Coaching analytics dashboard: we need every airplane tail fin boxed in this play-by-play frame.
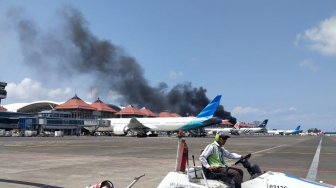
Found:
[294,125,301,131]
[196,95,222,118]
[258,119,268,128]
[234,123,240,129]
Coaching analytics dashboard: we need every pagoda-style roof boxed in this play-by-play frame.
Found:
[221,119,233,126]
[139,107,158,117]
[170,112,181,117]
[158,112,181,117]
[115,105,144,116]
[0,106,7,112]
[236,122,256,128]
[54,95,96,111]
[90,98,117,113]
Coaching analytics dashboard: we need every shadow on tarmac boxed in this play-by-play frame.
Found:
[0,178,63,188]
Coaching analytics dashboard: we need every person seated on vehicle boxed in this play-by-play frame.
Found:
[199,131,244,188]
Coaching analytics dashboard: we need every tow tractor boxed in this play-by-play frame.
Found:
[157,138,335,188]
[86,137,335,188]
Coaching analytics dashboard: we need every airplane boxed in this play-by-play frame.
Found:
[105,95,222,137]
[204,127,233,135]
[230,119,268,135]
[267,125,301,135]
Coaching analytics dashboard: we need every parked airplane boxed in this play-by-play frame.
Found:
[204,127,233,135]
[230,119,268,135]
[105,95,222,137]
[267,125,301,135]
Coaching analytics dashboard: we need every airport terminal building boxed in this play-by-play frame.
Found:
[0,94,116,136]
[0,90,183,136]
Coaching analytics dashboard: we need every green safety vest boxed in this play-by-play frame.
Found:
[207,143,227,167]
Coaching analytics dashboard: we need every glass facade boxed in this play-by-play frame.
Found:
[19,118,36,130]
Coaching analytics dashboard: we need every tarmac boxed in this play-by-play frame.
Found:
[0,135,335,188]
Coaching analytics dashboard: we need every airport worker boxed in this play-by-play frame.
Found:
[199,131,244,188]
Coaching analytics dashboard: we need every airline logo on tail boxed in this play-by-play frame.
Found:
[196,95,222,118]
[179,95,222,131]
[258,119,268,128]
[290,125,301,134]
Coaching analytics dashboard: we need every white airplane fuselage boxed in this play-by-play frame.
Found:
[108,117,195,132]
[237,127,265,134]
[268,129,300,135]
[204,127,232,135]
[268,126,301,135]
[103,95,222,136]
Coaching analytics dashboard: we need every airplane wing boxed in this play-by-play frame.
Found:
[128,118,151,135]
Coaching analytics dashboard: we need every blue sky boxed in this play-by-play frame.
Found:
[1,1,336,131]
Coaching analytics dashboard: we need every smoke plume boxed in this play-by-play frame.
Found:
[6,7,235,122]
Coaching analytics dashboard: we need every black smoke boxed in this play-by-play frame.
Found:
[6,7,235,121]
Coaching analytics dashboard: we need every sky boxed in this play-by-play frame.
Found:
[0,0,336,131]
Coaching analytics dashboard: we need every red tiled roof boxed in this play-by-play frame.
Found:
[115,105,144,115]
[55,95,96,111]
[170,113,181,117]
[139,107,157,117]
[158,112,171,117]
[158,112,181,117]
[0,106,7,112]
[90,98,117,113]
[236,122,256,128]
[220,120,233,126]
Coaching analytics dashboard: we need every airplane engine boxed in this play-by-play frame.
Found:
[113,125,129,136]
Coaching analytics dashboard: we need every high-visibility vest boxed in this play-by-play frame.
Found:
[207,143,227,167]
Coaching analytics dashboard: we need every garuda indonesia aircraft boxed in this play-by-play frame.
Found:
[268,125,301,135]
[105,95,222,137]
